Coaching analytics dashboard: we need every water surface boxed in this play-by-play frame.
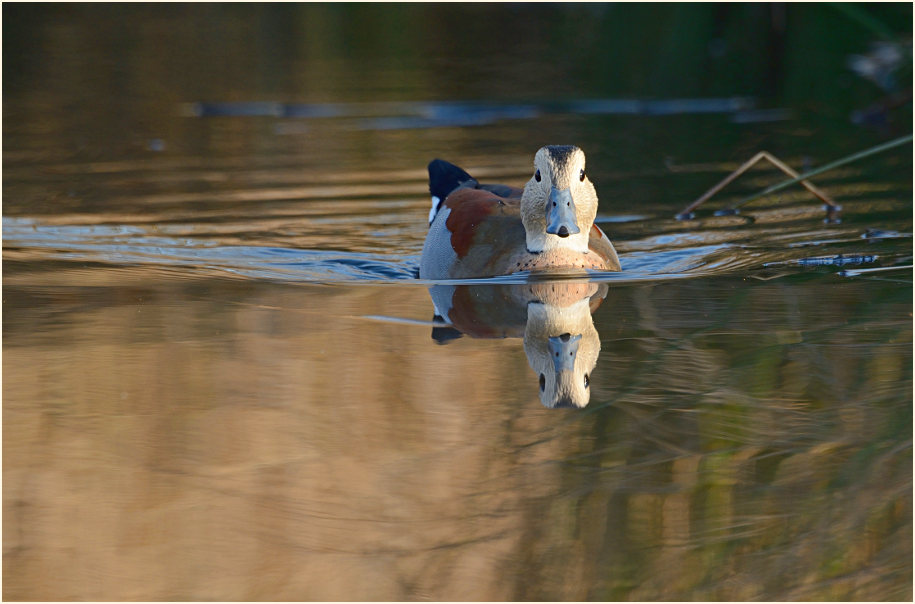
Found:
[3,4,912,601]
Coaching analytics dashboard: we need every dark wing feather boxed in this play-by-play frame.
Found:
[428,159,477,204]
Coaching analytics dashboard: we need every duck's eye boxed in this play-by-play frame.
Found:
[534,169,541,182]
[539,374,546,392]
[579,169,586,182]
[584,374,590,389]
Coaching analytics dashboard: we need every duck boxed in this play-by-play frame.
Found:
[419,145,621,279]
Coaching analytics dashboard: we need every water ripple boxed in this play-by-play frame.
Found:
[3,217,417,283]
[5,204,911,285]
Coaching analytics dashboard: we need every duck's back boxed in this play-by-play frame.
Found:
[420,186,526,279]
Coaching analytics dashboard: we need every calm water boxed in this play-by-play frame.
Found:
[3,4,913,601]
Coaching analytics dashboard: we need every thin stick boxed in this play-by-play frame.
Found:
[752,151,837,207]
[676,134,913,219]
[676,151,837,219]
[675,152,769,218]
[729,134,913,211]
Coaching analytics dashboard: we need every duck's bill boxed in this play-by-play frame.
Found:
[547,187,581,237]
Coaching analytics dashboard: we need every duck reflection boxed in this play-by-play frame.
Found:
[428,280,607,409]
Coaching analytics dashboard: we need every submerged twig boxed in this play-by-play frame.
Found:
[676,133,913,222]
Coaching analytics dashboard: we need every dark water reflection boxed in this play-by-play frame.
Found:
[3,3,913,601]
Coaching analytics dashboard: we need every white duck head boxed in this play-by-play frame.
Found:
[520,145,599,255]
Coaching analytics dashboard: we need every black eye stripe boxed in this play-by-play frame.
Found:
[535,169,541,182]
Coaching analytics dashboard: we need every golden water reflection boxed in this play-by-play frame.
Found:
[3,268,911,600]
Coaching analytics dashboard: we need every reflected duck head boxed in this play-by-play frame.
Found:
[427,280,606,408]
[521,146,599,256]
[523,295,601,409]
